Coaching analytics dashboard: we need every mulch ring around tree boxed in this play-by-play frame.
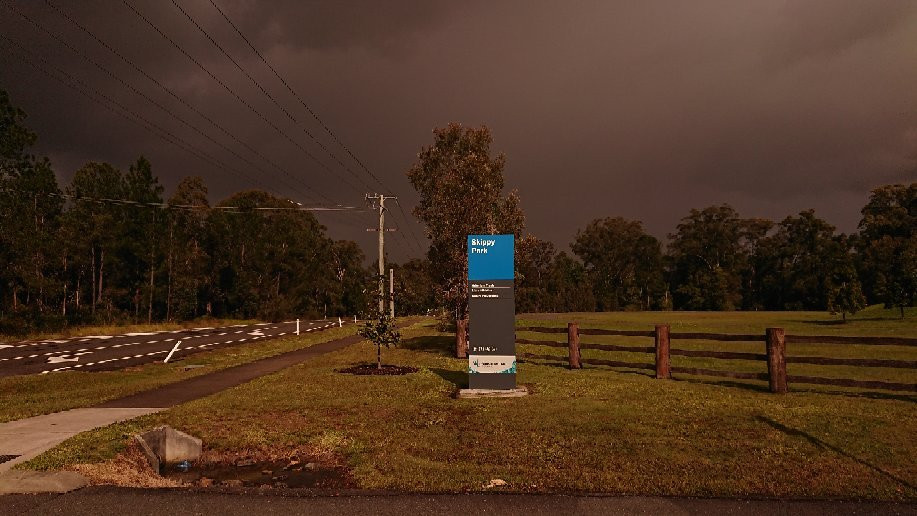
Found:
[338,364,418,376]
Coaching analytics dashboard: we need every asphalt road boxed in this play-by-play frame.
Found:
[0,319,341,378]
[2,488,914,515]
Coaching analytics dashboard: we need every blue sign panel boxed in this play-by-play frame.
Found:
[467,234,514,280]
[467,234,515,390]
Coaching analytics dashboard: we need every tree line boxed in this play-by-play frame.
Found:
[3,91,914,334]
[1,89,371,334]
[408,123,915,320]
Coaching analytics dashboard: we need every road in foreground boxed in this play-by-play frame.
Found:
[0,319,340,377]
[1,488,913,515]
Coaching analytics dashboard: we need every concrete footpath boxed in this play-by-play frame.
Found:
[1,488,914,515]
[0,332,365,492]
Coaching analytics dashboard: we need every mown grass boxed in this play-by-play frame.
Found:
[518,305,917,390]
[26,314,916,500]
[0,324,357,423]
[0,317,258,344]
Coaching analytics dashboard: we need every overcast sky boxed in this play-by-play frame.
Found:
[2,0,916,263]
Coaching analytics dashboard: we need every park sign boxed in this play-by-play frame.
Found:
[467,234,515,389]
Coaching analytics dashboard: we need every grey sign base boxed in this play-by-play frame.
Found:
[457,386,529,399]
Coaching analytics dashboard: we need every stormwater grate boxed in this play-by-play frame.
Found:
[0,454,21,465]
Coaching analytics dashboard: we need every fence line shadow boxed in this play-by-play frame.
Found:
[401,335,454,356]
[757,416,915,491]
[430,367,467,390]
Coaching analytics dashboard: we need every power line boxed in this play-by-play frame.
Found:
[170,0,375,194]
[206,0,390,193]
[205,0,430,256]
[6,0,324,205]
[393,198,426,255]
[0,187,363,212]
[119,0,367,197]
[204,0,430,255]
[0,34,284,199]
[37,0,334,204]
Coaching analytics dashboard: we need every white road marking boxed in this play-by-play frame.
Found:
[146,340,158,344]
[95,346,107,350]
[125,332,158,336]
[0,345,13,350]
[48,355,78,364]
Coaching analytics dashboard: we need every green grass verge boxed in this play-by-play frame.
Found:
[25,314,916,499]
[518,306,917,388]
[0,324,357,423]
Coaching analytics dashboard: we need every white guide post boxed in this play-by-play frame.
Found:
[164,340,182,363]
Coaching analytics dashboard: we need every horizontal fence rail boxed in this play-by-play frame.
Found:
[785,335,917,346]
[507,322,917,395]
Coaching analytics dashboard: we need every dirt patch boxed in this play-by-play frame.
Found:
[68,440,182,488]
[338,364,418,376]
[164,456,353,489]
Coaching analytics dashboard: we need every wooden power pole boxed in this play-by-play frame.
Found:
[366,193,397,315]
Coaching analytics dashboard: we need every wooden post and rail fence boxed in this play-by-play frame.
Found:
[456,319,917,394]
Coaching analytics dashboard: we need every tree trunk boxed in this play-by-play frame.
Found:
[148,248,155,324]
[98,248,104,309]
[377,343,381,370]
[901,305,905,319]
[166,223,173,321]
[91,247,96,315]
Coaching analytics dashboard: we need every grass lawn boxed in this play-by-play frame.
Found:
[0,324,357,423]
[24,311,916,500]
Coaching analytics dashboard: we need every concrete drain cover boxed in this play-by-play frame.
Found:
[0,455,21,465]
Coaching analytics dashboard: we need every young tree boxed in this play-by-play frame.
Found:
[358,302,401,369]
[407,123,525,320]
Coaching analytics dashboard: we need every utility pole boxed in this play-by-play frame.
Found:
[389,267,395,319]
[366,193,397,315]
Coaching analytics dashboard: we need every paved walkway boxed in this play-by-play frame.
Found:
[0,408,161,474]
[0,331,365,491]
[2,488,913,515]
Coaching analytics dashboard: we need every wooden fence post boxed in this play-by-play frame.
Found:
[568,322,581,369]
[765,327,787,393]
[655,324,671,379]
[456,319,467,359]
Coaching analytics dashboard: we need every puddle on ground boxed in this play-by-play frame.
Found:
[162,458,353,489]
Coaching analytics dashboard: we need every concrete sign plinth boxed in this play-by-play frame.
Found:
[457,386,529,399]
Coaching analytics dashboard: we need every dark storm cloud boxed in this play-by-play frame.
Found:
[1,0,915,262]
